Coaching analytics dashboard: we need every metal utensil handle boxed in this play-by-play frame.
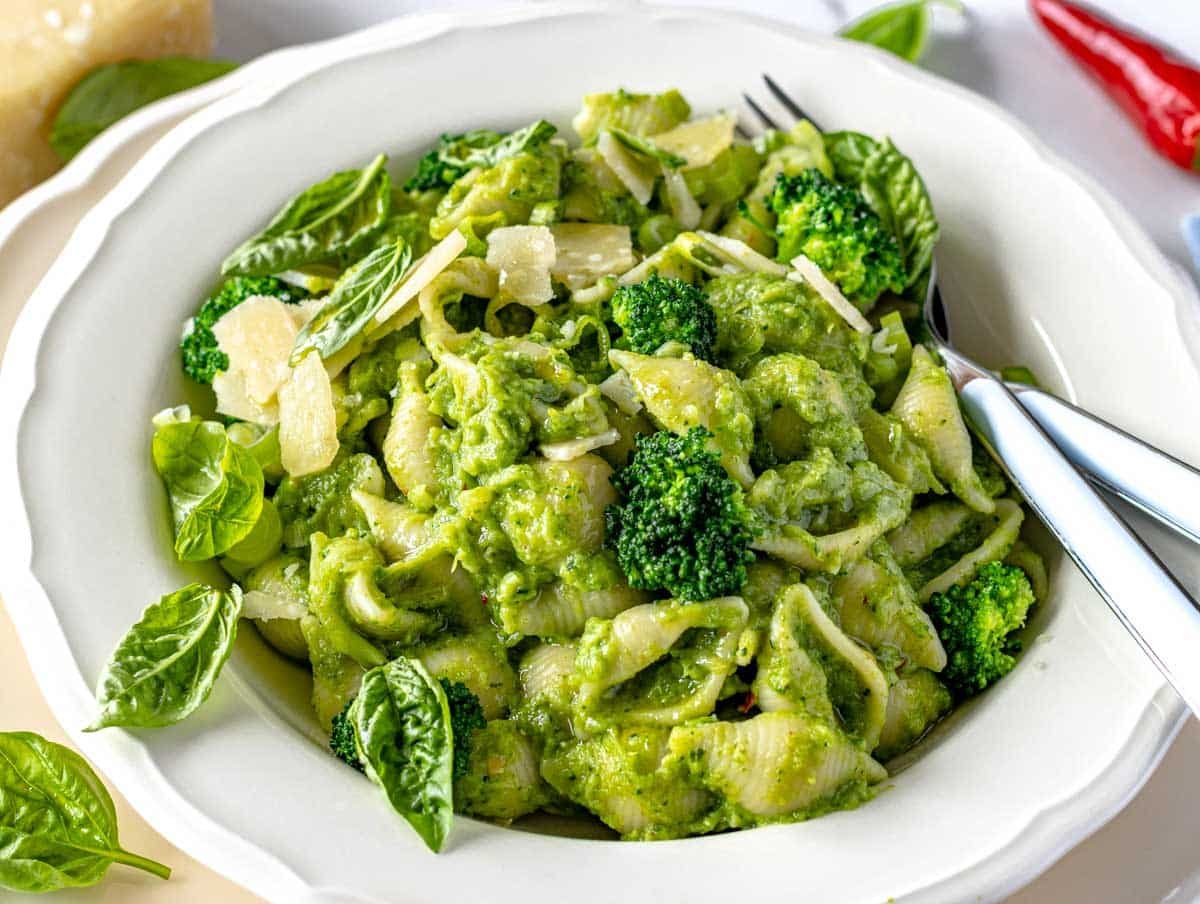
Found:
[1010,385,1200,546]
[950,357,1200,714]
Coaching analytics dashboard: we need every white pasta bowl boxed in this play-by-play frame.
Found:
[2,3,1198,902]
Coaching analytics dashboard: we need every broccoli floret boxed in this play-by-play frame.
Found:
[768,169,905,311]
[180,276,308,384]
[606,427,756,602]
[440,678,487,781]
[329,699,364,772]
[611,275,717,362]
[927,561,1036,699]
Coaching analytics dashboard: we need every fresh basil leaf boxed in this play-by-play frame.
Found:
[290,239,413,364]
[405,130,503,192]
[0,732,172,892]
[405,121,558,192]
[152,420,265,561]
[222,155,392,277]
[49,58,236,163]
[87,584,242,731]
[839,0,963,63]
[822,131,880,184]
[350,657,454,852]
[859,138,940,288]
[455,119,557,171]
[606,127,687,170]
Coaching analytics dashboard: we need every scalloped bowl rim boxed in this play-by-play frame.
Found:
[0,4,1192,903]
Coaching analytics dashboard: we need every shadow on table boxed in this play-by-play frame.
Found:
[1010,717,1200,903]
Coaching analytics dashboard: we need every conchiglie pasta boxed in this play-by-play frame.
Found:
[406,630,518,720]
[382,377,442,501]
[665,712,886,819]
[890,345,993,514]
[454,721,553,821]
[833,546,947,672]
[500,579,648,639]
[608,349,755,487]
[875,668,952,762]
[541,727,714,838]
[751,583,889,750]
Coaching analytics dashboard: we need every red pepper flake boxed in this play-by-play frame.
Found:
[738,691,756,714]
[480,593,489,606]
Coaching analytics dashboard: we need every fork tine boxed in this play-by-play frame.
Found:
[762,74,822,129]
[735,121,751,139]
[742,93,780,131]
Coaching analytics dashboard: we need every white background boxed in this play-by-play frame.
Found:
[216,1,1200,899]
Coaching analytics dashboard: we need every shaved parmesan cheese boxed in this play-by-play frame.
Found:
[213,296,299,405]
[322,334,364,380]
[550,223,636,289]
[372,230,467,326]
[367,298,422,344]
[278,352,339,477]
[651,114,736,170]
[596,130,657,205]
[213,370,279,425]
[287,298,325,330]
[788,254,873,335]
[599,370,643,416]
[242,590,307,622]
[663,170,702,229]
[694,231,788,275]
[486,225,556,305]
[540,429,621,461]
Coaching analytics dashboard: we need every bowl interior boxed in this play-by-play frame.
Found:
[12,6,1195,902]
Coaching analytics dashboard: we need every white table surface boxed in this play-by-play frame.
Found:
[8,2,1199,901]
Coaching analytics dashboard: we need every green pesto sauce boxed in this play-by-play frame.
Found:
[167,87,1047,845]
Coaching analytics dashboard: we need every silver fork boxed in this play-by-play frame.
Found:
[746,74,1200,715]
[746,74,1200,545]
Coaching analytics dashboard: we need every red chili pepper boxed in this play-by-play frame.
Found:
[738,691,756,714]
[1031,0,1200,174]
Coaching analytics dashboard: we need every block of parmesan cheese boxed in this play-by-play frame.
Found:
[0,0,213,209]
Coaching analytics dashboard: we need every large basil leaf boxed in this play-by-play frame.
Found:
[152,420,265,561]
[0,731,171,892]
[450,119,557,172]
[222,155,391,277]
[406,120,557,192]
[859,138,940,288]
[50,58,236,162]
[290,239,413,364]
[87,584,242,731]
[839,0,962,63]
[822,130,880,185]
[349,657,453,852]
